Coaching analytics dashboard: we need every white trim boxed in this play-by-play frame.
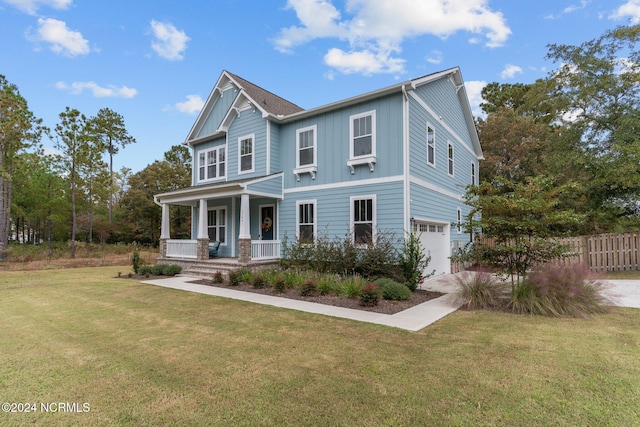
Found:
[408,91,480,160]
[231,197,236,256]
[349,110,377,161]
[296,199,317,241]
[426,123,436,168]
[350,194,377,245]
[409,176,463,201]
[402,84,411,237]
[238,133,255,174]
[207,205,228,246]
[284,175,404,194]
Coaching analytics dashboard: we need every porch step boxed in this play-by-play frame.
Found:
[157,257,279,279]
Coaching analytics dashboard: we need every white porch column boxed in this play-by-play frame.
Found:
[239,193,251,239]
[198,198,208,239]
[160,203,170,239]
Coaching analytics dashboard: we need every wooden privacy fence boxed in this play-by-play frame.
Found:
[473,232,640,272]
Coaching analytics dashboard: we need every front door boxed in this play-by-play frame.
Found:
[260,205,274,240]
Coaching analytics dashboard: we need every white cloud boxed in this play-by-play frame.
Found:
[500,64,523,79]
[2,0,71,15]
[464,80,487,118]
[31,17,89,57]
[273,0,511,76]
[150,20,190,61]
[545,0,590,19]
[175,95,205,114]
[56,81,137,98]
[426,49,442,65]
[610,0,640,23]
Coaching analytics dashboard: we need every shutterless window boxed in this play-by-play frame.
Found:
[207,208,226,244]
[448,143,454,176]
[471,162,476,185]
[352,113,373,157]
[298,127,315,167]
[240,137,253,172]
[427,125,435,166]
[457,208,462,233]
[298,202,315,242]
[199,147,226,181]
[353,198,374,244]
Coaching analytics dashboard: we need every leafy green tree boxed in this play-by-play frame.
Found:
[545,24,640,230]
[462,176,584,287]
[53,107,93,258]
[88,108,136,224]
[0,75,43,259]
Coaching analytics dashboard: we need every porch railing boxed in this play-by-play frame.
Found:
[166,239,198,259]
[252,240,281,260]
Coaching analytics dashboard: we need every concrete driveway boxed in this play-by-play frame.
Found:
[601,280,640,308]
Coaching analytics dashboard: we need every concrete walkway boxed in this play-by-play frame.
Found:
[140,275,640,332]
[141,273,464,332]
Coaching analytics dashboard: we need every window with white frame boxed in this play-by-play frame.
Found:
[471,162,476,186]
[350,111,376,159]
[207,207,227,244]
[239,135,254,173]
[448,142,454,176]
[457,208,462,233]
[297,200,316,243]
[351,196,376,245]
[198,146,226,181]
[427,124,435,167]
[297,125,316,167]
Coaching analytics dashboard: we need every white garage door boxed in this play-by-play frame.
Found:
[417,223,450,276]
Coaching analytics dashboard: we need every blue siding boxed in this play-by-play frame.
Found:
[269,121,281,173]
[281,93,404,189]
[197,87,236,138]
[226,108,268,180]
[280,180,405,247]
[246,174,283,197]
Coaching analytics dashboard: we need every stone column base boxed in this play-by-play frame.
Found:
[238,238,252,265]
[159,238,168,258]
[197,238,210,260]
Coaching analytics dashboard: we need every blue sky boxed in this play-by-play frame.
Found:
[1,0,638,174]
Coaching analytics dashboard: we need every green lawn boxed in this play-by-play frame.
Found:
[1,267,639,426]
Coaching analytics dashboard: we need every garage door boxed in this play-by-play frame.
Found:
[417,223,450,276]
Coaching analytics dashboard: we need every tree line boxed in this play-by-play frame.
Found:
[1,25,638,260]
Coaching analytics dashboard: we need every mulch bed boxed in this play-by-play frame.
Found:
[188,279,444,315]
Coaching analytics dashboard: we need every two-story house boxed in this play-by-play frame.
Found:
[154,67,482,276]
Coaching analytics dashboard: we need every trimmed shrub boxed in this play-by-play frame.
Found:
[131,249,143,274]
[454,270,505,309]
[375,278,412,301]
[359,283,381,306]
[138,265,152,276]
[252,273,266,289]
[150,264,165,275]
[300,280,318,297]
[228,270,242,286]
[161,264,182,276]
[213,271,224,283]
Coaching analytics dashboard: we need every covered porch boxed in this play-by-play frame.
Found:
[154,174,284,265]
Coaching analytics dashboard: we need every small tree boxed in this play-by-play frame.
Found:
[399,231,432,291]
[463,176,583,287]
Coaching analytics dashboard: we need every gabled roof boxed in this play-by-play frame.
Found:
[226,72,303,117]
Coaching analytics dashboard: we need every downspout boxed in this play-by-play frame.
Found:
[401,84,411,235]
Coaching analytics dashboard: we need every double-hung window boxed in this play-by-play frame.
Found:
[448,142,454,177]
[198,146,226,181]
[351,195,376,245]
[207,207,227,244]
[348,111,376,173]
[239,135,254,173]
[471,162,476,186]
[294,125,317,180]
[427,124,435,167]
[296,200,316,243]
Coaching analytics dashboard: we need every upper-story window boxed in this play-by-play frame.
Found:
[448,142,454,177]
[347,110,377,174]
[350,111,376,158]
[297,125,316,168]
[239,134,254,174]
[471,162,476,186]
[198,146,226,182]
[427,124,435,167]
